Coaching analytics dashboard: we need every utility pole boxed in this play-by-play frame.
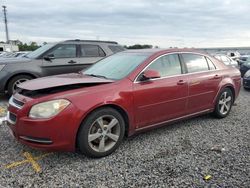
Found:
[2,5,10,44]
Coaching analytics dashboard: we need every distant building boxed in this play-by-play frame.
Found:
[9,40,22,46]
[0,42,19,52]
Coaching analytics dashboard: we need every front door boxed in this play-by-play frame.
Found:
[41,44,82,76]
[133,54,188,129]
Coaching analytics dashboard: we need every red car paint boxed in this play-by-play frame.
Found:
[18,73,115,91]
[7,49,241,152]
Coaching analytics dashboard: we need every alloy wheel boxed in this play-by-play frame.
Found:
[88,115,121,153]
[218,91,232,115]
[12,78,29,92]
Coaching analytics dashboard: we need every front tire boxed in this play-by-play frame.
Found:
[213,88,234,118]
[77,107,125,158]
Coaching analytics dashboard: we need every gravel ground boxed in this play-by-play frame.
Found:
[0,95,7,125]
[0,95,7,117]
[0,89,249,187]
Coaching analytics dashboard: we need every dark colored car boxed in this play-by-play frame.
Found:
[239,59,250,77]
[238,55,250,66]
[6,49,241,158]
[0,40,124,95]
[243,70,250,89]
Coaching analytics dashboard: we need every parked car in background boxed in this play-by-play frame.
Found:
[238,55,250,66]
[0,51,31,58]
[0,51,15,58]
[14,51,31,58]
[6,49,241,158]
[240,59,250,77]
[213,54,238,68]
[227,51,241,61]
[0,39,125,95]
[243,70,250,89]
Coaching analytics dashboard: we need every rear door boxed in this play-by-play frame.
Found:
[78,44,106,70]
[181,53,222,114]
[133,53,188,128]
[41,44,82,76]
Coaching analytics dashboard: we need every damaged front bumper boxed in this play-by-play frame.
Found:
[6,93,83,152]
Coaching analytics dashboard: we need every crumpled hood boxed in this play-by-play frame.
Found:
[18,73,114,91]
[0,57,32,64]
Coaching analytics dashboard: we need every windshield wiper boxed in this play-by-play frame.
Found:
[86,74,108,79]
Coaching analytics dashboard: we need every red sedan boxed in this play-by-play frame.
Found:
[7,49,241,158]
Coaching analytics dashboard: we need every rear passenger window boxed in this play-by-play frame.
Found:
[214,55,222,61]
[81,45,105,57]
[221,55,230,65]
[147,54,182,77]
[182,54,209,73]
[206,57,216,70]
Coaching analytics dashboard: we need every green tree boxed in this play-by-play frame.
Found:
[124,44,153,49]
[18,41,41,51]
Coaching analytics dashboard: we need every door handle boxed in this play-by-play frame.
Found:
[213,74,221,79]
[68,60,77,64]
[177,80,186,85]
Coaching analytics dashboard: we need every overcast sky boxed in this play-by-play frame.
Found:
[1,0,250,47]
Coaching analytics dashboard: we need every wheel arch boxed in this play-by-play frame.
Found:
[4,72,38,91]
[224,85,235,102]
[75,103,130,149]
[213,83,236,105]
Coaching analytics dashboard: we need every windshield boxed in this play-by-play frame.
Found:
[244,59,250,65]
[26,43,54,59]
[83,53,149,80]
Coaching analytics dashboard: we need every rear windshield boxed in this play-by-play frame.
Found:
[244,60,250,65]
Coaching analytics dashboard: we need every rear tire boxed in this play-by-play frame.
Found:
[213,88,234,118]
[77,107,125,158]
[7,75,33,96]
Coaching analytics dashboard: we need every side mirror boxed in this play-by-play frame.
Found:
[140,69,161,81]
[44,54,55,61]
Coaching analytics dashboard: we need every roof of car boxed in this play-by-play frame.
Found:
[63,39,118,44]
[121,48,208,55]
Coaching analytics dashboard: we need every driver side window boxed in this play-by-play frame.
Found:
[146,54,182,77]
[48,44,76,59]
